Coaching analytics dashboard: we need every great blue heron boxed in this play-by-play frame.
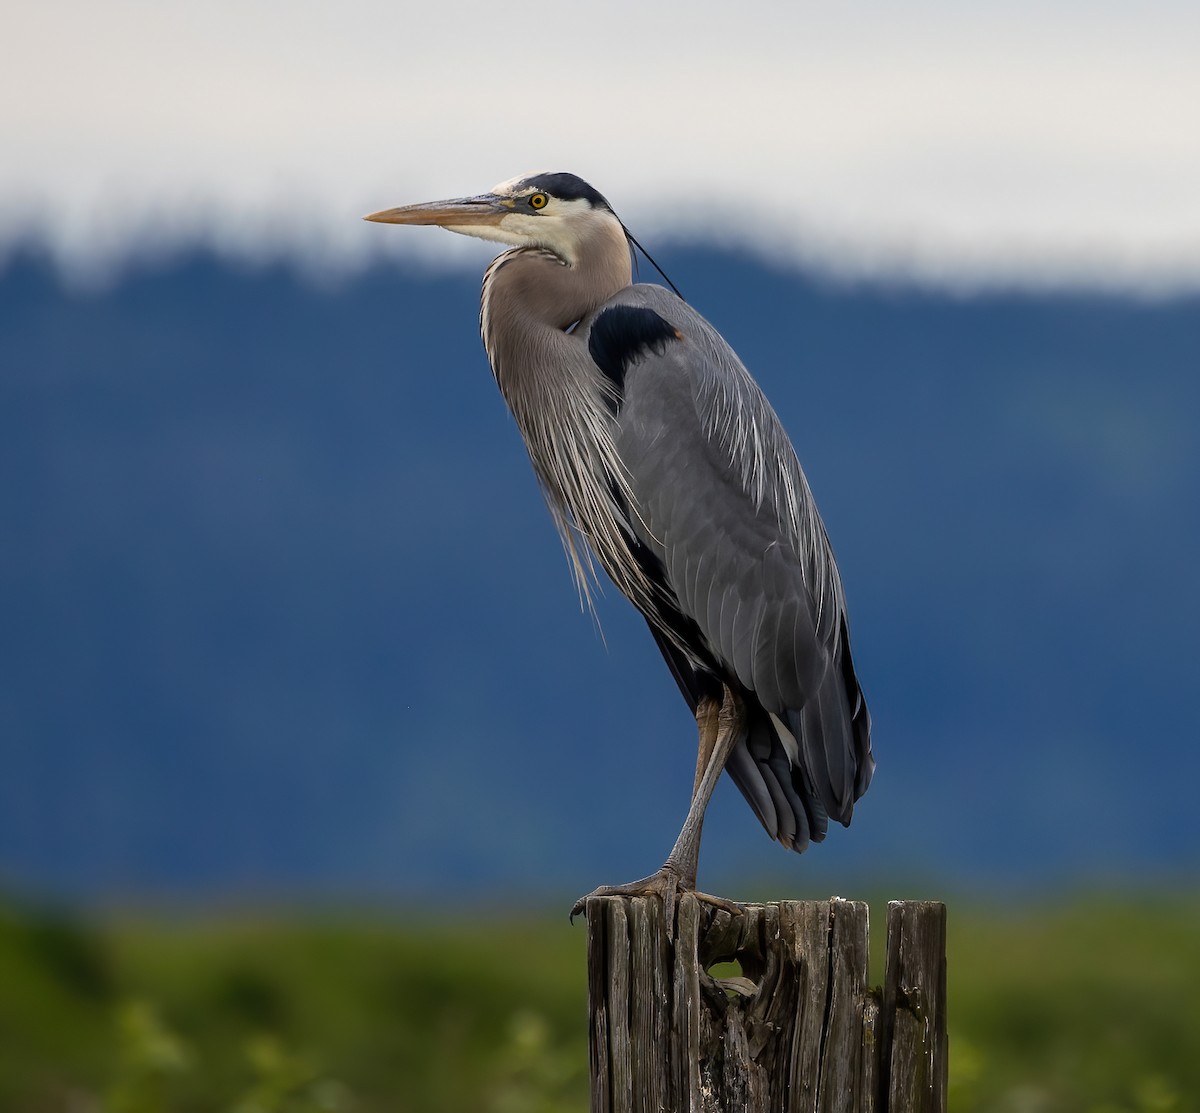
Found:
[366,172,873,921]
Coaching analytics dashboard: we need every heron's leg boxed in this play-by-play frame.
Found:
[570,686,744,931]
[664,686,743,891]
[692,694,722,797]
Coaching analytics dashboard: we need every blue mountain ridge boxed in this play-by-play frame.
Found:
[1,245,1197,902]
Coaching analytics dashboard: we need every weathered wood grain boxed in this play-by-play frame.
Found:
[858,988,881,1113]
[608,899,633,1112]
[784,900,829,1113]
[879,901,947,1113]
[586,896,946,1113]
[587,896,611,1113]
[819,900,870,1113]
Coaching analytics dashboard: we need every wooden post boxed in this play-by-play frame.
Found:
[586,894,946,1113]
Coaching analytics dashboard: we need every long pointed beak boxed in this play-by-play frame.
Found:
[363,194,508,227]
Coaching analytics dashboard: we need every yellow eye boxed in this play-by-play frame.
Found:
[529,193,548,210]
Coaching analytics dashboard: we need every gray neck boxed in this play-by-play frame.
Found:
[477,223,654,612]
[479,215,631,390]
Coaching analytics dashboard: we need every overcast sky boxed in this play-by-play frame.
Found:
[4,0,1199,288]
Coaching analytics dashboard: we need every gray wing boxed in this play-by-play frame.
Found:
[583,284,873,851]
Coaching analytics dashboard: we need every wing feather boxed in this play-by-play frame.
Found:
[724,743,779,840]
[578,284,874,852]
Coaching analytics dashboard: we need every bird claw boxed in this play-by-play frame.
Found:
[690,890,743,916]
[570,866,709,938]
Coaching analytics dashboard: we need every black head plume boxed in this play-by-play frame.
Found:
[623,226,684,301]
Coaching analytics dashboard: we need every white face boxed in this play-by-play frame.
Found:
[365,173,624,265]
[446,176,617,265]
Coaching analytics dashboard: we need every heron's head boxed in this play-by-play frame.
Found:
[365,172,622,266]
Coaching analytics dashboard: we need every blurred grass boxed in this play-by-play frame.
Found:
[1,892,1196,1111]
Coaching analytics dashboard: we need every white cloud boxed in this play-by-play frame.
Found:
[3,0,1199,288]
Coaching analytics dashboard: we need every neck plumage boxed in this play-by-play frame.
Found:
[476,221,654,612]
[479,215,631,389]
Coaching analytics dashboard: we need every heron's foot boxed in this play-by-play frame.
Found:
[570,865,686,931]
[690,890,743,915]
[569,867,740,936]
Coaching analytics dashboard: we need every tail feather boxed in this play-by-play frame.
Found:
[725,707,823,853]
[724,743,779,840]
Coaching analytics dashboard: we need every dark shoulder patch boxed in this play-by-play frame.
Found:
[588,306,682,406]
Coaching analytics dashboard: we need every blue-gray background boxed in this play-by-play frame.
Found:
[2,244,1196,903]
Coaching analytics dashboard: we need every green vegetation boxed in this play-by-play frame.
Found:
[1,893,1196,1111]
